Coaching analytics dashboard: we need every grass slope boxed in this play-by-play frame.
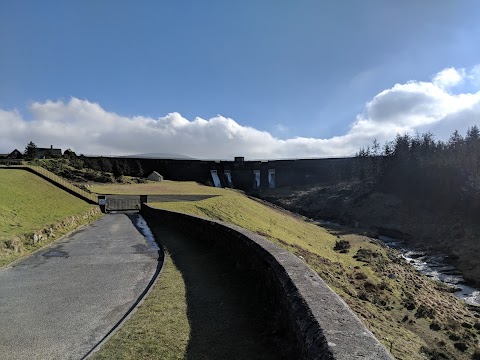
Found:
[0,169,100,266]
[93,254,190,360]
[264,182,480,288]
[90,180,226,196]
[94,182,480,360]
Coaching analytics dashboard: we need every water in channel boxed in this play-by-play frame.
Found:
[380,235,480,306]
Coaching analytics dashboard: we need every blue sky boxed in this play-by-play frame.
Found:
[1,1,480,158]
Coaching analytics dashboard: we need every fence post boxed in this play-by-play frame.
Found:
[98,195,106,213]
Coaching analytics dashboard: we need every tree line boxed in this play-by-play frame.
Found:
[355,125,480,222]
[63,150,144,178]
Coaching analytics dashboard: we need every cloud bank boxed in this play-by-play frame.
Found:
[1,66,479,159]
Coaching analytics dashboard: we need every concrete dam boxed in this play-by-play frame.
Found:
[93,156,358,191]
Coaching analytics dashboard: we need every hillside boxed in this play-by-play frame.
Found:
[261,181,480,290]
[93,182,479,359]
[0,169,101,266]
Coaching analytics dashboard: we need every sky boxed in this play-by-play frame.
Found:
[1,0,480,159]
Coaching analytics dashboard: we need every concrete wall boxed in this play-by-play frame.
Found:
[141,204,392,360]
[85,156,358,191]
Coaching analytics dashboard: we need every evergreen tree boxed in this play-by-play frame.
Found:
[24,141,38,160]
[131,160,144,177]
[356,126,480,221]
[99,157,113,173]
[63,149,77,159]
[112,160,124,178]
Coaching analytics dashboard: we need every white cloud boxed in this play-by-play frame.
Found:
[359,65,480,140]
[1,66,480,159]
[432,67,466,89]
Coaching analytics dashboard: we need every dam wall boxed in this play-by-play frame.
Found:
[141,204,392,360]
[87,156,358,191]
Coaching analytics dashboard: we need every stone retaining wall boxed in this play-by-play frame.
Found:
[141,204,392,360]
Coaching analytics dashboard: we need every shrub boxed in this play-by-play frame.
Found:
[415,304,435,319]
[402,292,416,310]
[472,348,480,360]
[454,342,468,352]
[449,333,461,341]
[379,280,392,291]
[364,279,377,290]
[354,271,368,280]
[353,248,379,262]
[334,240,351,253]
[419,346,450,359]
[357,291,369,301]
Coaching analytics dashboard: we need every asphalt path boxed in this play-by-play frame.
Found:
[0,213,160,360]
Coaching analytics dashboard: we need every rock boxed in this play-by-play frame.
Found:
[6,237,21,252]
[33,233,39,244]
[445,286,462,293]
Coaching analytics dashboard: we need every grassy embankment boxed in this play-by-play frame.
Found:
[0,170,101,267]
[91,182,480,360]
[262,182,480,288]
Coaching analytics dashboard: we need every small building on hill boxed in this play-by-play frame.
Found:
[147,171,164,182]
[37,145,62,158]
[7,149,23,159]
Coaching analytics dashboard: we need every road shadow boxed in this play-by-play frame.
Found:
[149,222,296,360]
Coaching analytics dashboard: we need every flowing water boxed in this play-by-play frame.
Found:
[135,214,160,251]
[379,235,480,306]
[210,170,222,188]
[315,219,480,305]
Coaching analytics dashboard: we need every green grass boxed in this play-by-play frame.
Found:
[93,253,190,360]
[90,180,227,196]
[0,169,101,266]
[93,181,480,360]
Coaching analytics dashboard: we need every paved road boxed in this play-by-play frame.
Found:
[0,213,160,360]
